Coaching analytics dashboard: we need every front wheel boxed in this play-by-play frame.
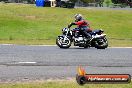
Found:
[94,37,108,49]
[56,36,71,49]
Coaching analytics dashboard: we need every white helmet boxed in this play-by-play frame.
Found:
[74,14,83,21]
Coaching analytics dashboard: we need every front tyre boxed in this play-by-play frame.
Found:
[56,36,71,49]
[95,37,108,49]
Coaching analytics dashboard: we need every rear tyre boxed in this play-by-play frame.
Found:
[56,36,71,49]
[95,37,108,49]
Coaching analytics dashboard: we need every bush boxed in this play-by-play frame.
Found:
[104,0,111,7]
[81,0,95,3]
[60,1,75,8]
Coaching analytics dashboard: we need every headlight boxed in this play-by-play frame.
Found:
[62,28,69,34]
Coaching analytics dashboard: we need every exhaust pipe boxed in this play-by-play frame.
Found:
[93,34,106,39]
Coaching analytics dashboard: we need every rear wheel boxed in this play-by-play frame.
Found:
[56,36,71,49]
[95,37,108,49]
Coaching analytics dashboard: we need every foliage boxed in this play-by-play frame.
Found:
[111,0,126,4]
[69,0,77,3]
[104,0,111,7]
[80,0,95,3]
[111,0,132,7]
[0,0,8,2]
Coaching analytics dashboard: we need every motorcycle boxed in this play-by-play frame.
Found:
[56,27,108,49]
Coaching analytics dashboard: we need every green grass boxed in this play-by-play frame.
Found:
[0,3,132,46]
[0,80,132,88]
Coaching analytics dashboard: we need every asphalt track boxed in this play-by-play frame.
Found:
[0,45,132,82]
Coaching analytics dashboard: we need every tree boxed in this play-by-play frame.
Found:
[80,0,95,3]
[95,0,104,7]
[80,0,104,7]
[125,0,132,8]
[69,0,77,3]
[105,0,111,7]
[111,0,132,8]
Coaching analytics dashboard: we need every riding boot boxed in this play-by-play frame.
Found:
[83,31,91,40]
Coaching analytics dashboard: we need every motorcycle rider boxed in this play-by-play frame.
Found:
[68,14,92,41]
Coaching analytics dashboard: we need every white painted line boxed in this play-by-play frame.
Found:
[0,44,57,46]
[0,44,132,48]
[18,62,37,64]
[0,44,14,45]
[108,47,132,48]
[28,46,132,48]
[29,45,56,46]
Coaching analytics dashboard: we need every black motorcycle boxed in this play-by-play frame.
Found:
[56,27,108,49]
